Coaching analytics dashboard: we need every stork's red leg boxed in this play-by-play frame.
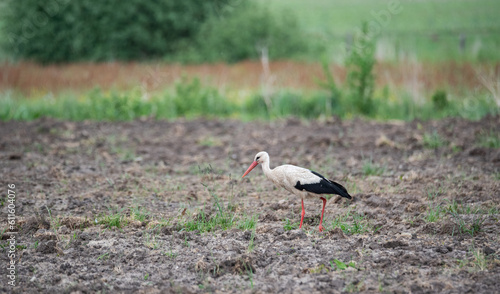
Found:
[299,199,305,229]
[318,197,327,232]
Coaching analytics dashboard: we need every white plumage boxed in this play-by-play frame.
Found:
[242,151,351,232]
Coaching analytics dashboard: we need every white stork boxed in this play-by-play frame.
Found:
[242,151,352,232]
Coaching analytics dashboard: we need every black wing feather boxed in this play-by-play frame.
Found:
[294,170,352,199]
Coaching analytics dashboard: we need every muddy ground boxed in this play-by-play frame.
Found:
[0,116,499,293]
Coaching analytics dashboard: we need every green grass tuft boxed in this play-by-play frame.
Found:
[426,185,443,201]
[424,204,443,223]
[362,158,385,176]
[238,214,258,231]
[330,259,357,271]
[131,206,150,222]
[181,184,239,233]
[423,131,447,149]
[331,207,374,234]
[97,253,110,261]
[182,207,236,233]
[450,212,487,237]
[99,209,128,229]
[478,131,500,148]
[283,218,299,231]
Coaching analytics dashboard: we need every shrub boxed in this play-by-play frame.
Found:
[189,2,308,63]
[316,58,342,116]
[345,22,376,115]
[432,90,448,110]
[170,77,233,117]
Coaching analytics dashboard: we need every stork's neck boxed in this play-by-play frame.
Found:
[261,159,273,178]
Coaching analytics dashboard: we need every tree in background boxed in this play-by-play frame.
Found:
[2,0,239,63]
[1,0,306,64]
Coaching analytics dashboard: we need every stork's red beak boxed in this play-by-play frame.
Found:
[242,161,259,178]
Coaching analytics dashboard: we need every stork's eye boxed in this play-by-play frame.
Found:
[256,156,261,160]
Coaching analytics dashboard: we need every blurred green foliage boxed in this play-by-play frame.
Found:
[1,0,237,62]
[2,0,500,63]
[1,0,306,63]
[260,0,500,63]
[1,78,497,121]
[316,58,342,116]
[345,22,376,115]
[168,77,233,117]
[315,23,377,117]
[432,90,448,110]
[190,3,307,63]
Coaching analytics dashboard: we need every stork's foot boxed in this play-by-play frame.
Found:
[318,225,324,232]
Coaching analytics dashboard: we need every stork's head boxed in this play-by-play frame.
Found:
[242,151,268,178]
[254,151,269,164]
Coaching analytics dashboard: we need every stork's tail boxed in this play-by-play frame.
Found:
[328,180,352,199]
